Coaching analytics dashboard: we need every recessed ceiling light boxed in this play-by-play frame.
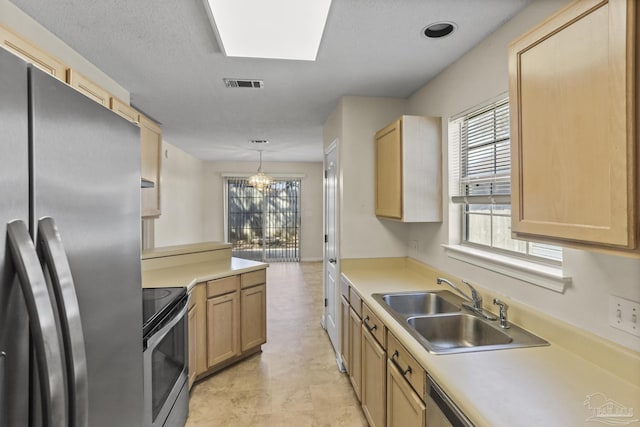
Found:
[203,0,332,61]
[423,22,456,39]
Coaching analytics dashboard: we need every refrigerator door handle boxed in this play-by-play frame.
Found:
[37,217,88,427]
[6,220,67,427]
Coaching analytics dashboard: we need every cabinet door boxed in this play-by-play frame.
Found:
[187,304,197,389]
[240,284,267,351]
[206,292,240,367]
[387,360,425,427]
[66,69,111,107]
[509,0,637,251]
[340,296,350,372]
[375,119,403,219]
[139,115,162,217]
[0,25,67,81]
[349,307,362,401]
[361,326,386,427]
[110,97,139,124]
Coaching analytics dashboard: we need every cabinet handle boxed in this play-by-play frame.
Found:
[389,349,412,377]
[363,316,377,333]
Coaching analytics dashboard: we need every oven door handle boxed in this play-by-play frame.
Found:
[146,296,190,350]
[37,217,88,427]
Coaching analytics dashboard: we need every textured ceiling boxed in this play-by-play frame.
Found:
[10,0,531,162]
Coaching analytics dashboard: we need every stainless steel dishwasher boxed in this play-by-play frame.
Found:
[425,374,474,427]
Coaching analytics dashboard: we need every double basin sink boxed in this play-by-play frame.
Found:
[372,290,548,354]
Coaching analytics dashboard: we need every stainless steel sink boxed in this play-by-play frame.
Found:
[373,290,548,354]
[377,291,461,316]
[407,314,512,352]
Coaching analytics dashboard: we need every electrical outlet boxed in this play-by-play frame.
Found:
[608,295,640,337]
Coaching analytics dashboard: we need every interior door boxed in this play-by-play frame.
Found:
[323,144,339,357]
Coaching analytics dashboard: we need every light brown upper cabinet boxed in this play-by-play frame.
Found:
[509,0,638,257]
[139,114,162,217]
[374,115,442,222]
[110,97,140,124]
[0,24,68,81]
[67,69,111,107]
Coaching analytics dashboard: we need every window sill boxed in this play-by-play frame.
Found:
[441,244,571,293]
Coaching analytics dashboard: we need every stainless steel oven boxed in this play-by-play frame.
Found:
[143,288,190,427]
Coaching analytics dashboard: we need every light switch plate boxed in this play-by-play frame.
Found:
[608,295,640,337]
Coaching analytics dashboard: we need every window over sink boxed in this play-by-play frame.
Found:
[445,96,569,292]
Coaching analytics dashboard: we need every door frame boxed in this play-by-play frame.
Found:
[323,140,342,369]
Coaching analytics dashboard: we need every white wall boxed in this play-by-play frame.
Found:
[323,96,410,259]
[322,0,640,352]
[403,0,640,351]
[202,160,324,261]
[153,142,206,247]
[0,0,129,101]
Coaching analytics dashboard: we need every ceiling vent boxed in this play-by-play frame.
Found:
[223,78,264,88]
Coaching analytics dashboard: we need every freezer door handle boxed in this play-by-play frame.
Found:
[37,217,88,427]
[6,220,67,427]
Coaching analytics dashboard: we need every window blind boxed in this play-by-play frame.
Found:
[451,98,511,204]
[226,177,301,262]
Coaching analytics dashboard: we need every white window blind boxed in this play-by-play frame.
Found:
[452,98,511,204]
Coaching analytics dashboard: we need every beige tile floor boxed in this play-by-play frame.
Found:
[185,262,367,427]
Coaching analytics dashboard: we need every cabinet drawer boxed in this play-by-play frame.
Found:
[340,277,350,301]
[241,269,266,289]
[350,288,363,318]
[207,275,239,298]
[362,303,386,349]
[387,332,425,397]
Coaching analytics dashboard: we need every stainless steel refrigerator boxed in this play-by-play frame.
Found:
[0,47,143,426]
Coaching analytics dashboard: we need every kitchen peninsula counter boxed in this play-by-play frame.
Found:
[341,257,640,427]
[141,242,267,290]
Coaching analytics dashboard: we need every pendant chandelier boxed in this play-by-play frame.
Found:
[248,150,273,191]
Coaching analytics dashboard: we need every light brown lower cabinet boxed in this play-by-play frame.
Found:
[187,269,267,386]
[206,291,240,367]
[340,295,350,372]
[187,303,197,388]
[387,359,426,427]
[241,284,267,351]
[349,306,362,401]
[187,284,207,389]
[361,324,386,427]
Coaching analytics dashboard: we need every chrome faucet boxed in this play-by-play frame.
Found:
[493,298,510,329]
[436,277,497,320]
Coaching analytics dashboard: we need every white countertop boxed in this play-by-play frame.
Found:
[341,259,640,427]
[142,257,267,290]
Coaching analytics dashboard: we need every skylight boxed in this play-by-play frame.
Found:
[203,0,332,61]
